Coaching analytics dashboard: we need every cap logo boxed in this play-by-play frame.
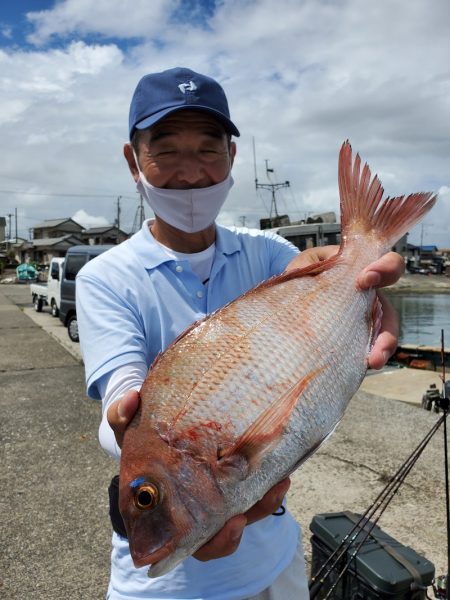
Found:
[178,81,197,94]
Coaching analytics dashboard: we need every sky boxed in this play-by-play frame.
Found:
[0,0,449,247]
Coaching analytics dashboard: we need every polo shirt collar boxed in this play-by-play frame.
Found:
[129,220,173,270]
[129,221,242,270]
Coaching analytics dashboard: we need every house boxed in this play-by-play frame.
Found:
[81,225,128,245]
[32,218,84,240]
[19,235,86,265]
[406,244,445,274]
[19,218,128,266]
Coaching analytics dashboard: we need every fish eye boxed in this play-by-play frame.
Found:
[134,483,160,511]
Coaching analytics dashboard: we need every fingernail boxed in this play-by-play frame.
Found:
[118,401,126,419]
[230,524,244,542]
[366,271,381,287]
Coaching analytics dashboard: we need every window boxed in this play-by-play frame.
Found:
[64,254,87,280]
[51,262,59,279]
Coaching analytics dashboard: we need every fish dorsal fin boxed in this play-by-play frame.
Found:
[218,367,324,471]
[258,252,343,290]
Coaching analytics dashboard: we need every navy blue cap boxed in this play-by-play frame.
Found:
[128,67,240,139]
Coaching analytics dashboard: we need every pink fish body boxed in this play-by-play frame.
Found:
[119,142,436,576]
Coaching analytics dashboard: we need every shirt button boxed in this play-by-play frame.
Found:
[196,290,204,298]
[175,265,183,273]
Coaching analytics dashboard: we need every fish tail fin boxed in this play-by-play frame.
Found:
[339,141,437,252]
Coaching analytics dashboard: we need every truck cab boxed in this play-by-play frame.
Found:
[59,245,113,342]
[30,257,65,316]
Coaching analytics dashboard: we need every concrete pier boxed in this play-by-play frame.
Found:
[1,283,448,598]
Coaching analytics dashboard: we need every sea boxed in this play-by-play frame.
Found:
[388,293,450,348]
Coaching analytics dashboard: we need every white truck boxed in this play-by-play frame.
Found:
[30,257,65,316]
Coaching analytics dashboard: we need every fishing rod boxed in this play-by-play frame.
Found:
[309,415,444,599]
[309,328,450,600]
[438,329,450,600]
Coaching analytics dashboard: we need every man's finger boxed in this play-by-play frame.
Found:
[107,389,140,448]
[357,252,405,290]
[193,515,247,562]
[245,478,291,525]
[368,293,399,370]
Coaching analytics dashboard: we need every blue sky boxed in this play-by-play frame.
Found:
[0,0,449,246]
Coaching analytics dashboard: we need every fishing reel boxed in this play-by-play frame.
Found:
[433,574,448,599]
[422,382,450,414]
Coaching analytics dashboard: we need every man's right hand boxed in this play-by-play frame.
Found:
[107,389,140,448]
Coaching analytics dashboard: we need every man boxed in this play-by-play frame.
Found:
[76,67,403,600]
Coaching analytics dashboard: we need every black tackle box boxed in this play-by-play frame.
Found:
[309,511,435,599]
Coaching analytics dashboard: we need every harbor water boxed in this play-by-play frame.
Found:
[388,293,450,347]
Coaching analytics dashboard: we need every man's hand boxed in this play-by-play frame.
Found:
[285,246,404,370]
[193,478,290,562]
[107,389,140,448]
[357,252,403,369]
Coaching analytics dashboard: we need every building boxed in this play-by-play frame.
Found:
[271,221,409,256]
[12,218,127,266]
[32,218,84,240]
[0,217,6,243]
[81,225,128,245]
[406,244,446,274]
[271,222,341,250]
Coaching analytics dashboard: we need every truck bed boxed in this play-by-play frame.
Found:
[30,282,48,296]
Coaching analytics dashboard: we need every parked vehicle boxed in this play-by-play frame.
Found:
[30,257,65,315]
[59,245,113,342]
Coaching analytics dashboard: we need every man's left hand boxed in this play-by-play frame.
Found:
[286,247,404,370]
[356,252,403,369]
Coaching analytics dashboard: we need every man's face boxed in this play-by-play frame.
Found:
[134,111,236,190]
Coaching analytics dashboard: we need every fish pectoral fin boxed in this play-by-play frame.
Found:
[219,367,324,470]
[215,452,250,481]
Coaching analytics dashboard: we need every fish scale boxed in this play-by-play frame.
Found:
[119,141,437,577]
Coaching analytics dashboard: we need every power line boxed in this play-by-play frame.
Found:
[0,189,137,200]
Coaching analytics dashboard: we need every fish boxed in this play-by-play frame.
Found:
[119,141,436,577]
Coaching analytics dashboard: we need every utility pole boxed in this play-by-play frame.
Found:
[116,196,122,231]
[6,213,13,252]
[131,195,146,234]
[15,207,18,242]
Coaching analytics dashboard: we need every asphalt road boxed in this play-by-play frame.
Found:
[0,284,116,599]
[1,282,448,599]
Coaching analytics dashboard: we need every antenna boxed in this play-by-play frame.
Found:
[131,194,146,234]
[253,138,291,228]
[252,137,258,188]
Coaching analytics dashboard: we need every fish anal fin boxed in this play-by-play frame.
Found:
[218,367,324,471]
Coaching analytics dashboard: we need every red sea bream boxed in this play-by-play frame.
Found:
[119,141,436,576]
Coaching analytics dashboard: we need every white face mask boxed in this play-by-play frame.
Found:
[134,155,234,233]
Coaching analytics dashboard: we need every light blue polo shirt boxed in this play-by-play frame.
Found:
[76,221,304,600]
[77,221,299,401]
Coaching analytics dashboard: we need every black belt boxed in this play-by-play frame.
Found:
[108,475,128,538]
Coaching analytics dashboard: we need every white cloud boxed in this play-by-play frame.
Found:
[72,209,109,229]
[0,0,449,247]
[26,0,178,45]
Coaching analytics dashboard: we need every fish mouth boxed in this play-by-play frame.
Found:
[130,540,175,569]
